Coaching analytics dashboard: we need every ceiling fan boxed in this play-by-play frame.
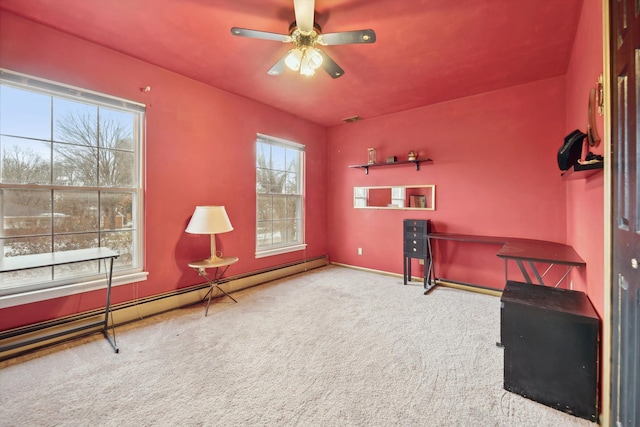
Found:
[230,0,376,78]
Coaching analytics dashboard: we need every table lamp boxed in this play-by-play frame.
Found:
[185,206,234,263]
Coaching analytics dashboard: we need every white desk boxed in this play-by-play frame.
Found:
[189,256,239,316]
[0,248,120,356]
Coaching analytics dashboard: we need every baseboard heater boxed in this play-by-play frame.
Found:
[0,255,328,361]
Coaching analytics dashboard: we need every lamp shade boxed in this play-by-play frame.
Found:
[185,206,233,234]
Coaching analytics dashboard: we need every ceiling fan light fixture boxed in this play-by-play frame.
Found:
[230,1,376,79]
[300,54,315,76]
[306,48,323,69]
[300,48,323,76]
[285,48,303,71]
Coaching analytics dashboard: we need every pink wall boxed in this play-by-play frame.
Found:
[326,77,567,289]
[0,11,327,330]
[564,0,605,318]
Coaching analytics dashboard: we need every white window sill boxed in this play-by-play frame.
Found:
[0,271,149,309]
[255,244,307,259]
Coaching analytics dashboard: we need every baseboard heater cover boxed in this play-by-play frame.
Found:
[0,255,327,361]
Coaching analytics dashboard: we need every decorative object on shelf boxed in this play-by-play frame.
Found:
[368,148,377,164]
[557,129,586,171]
[185,205,234,263]
[387,156,397,163]
[409,194,426,208]
[587,75,603,147]
[408,150,417,161]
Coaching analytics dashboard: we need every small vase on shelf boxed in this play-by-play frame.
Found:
[368,148,376,164]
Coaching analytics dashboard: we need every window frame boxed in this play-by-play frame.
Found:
[0,69,147,308]
[255,133,306,258]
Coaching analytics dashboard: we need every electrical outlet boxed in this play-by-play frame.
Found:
[357,247,363,256]
[419,259,424,265]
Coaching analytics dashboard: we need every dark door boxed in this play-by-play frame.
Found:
[610,1,640,425]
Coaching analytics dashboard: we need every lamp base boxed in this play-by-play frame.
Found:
[202,255,226,264]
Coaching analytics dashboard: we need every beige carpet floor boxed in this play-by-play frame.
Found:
[0,265,594,426]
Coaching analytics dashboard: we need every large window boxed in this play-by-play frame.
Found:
[255,134,306,258]
[0,69,145,300]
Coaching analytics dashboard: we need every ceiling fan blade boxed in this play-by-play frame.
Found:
[318,50,345,79]
[230,27,289,42]
[293,0,315,33]
[320,29,376,45]
[267,52,289,76]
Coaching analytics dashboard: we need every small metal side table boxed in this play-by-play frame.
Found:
[188,256,239,316]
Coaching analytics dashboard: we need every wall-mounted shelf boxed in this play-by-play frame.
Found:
[561,162,603,181]
[348,158,433,174]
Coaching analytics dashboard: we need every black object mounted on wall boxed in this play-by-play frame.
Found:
[558,129,587,171]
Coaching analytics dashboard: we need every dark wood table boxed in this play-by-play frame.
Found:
[426,233,585,291]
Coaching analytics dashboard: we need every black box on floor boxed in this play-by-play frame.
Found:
[500,281,599,422]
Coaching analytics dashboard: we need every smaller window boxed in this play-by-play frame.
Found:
[255,134,306,258]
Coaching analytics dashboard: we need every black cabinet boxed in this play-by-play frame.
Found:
[500,281,599,422]
[403,219,433,291]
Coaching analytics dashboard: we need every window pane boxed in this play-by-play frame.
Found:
[0,85,51,140]
[272,220,286,245]
[101,192,133,230]
[54,232,99,252]
[286,148,298,171]
[270,170,285,193]
[257,194,272,221]
[285,172,298,194]
[100,108,134,151]
[285,219,300,243]
[53,191,99,233]
[100,148,134,187]
[256,142,270,168]
[256,168,270,193]
[53,143,98,186]
[102,230,133,267]
[2,189,52,237]
[272,195,286,220]
[52,98,97,145]
[271,145,286,170]
[257,221,273,247]
[1,136,51,184]
[286,196,300,220]
[1,235,52,257]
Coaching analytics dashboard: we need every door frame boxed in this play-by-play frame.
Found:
[602,2,612,426]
